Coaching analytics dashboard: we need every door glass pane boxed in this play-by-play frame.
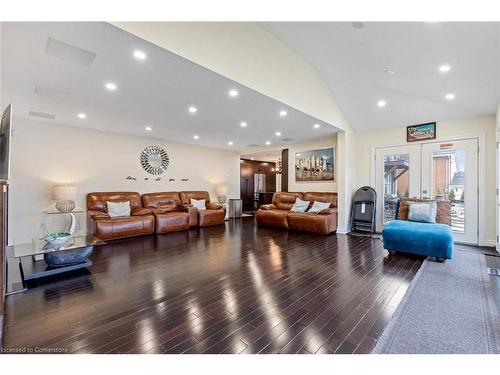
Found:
[383,154,409,223]
[431,150,465,233]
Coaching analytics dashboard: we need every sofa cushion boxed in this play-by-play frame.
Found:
[303,192,337,208]
[255,208,289,229]
[308,201,331,213]
[142,192,182,211]
[191,198,206,210]
[290,198,310,212]
[107,201,131,217]
[87,192,143,213]
[180,191,211,205]
[408,201,437,223]
[287,211,337,235]
[272,192,304,210]
[155,211,190,233]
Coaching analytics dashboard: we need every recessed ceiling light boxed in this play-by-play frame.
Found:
[77,113,86,119]
[265,141,271,146]
[279,110,287,117]
[240,121,247,127]
[188,106,197,114]
[386,70,395,75]
[133,50,147,60]
[227,141,234,146]
[438,64,451,73]
[377,100,387,108]
[105,82,117,91]
[145,126,152,131]
[313,123,321,129]
[445,93,455,100]
[193,135,199,140]
[275,131,282,137]
[228,89,239,97]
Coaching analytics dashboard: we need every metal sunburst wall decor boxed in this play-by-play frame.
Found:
[140,145,170,175]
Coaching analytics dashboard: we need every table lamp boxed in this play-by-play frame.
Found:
[53,185,77,212]
[215,185,228,205]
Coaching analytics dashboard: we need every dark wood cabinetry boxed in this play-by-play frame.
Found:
[240,159,276,211]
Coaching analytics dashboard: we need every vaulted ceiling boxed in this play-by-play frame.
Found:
[262,22,500,132]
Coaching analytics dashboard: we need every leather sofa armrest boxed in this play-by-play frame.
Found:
[131,207,153,216]
[87,210,110,219]
[207,202,223,210]
[259,204,277,211]
[318,208,337,215]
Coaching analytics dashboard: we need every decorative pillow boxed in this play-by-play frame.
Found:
[290,198,310,212]
[408,202,437,223]
[191,198,206,210]
[107,201,131,217]
[308,201,331,213]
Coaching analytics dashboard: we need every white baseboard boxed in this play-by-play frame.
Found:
[480,239,497,248]
[336,226,348,234]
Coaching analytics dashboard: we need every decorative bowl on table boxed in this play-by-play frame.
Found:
[43,231,72,247]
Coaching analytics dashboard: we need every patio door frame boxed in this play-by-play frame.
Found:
[370,132,487,246]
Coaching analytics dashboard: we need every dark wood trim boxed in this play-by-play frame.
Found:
[240,159,276,211]
[281,148,289,192]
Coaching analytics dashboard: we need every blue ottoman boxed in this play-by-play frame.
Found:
[383,220,453,261]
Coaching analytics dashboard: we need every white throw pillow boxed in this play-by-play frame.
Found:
[107,201,131,218]
[307,201,331,213]
[408,202,437,223]
[191,198,206,210]
[290,198,310,212]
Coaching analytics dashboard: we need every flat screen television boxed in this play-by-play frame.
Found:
[0,104,12,181]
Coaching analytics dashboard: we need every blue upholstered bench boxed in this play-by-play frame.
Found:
[383,220,453,262]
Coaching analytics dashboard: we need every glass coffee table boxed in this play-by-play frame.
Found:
[13,234,104,285]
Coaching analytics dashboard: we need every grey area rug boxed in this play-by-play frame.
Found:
[373,249,500,354]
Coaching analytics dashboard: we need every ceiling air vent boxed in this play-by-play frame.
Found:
[34,85,69,100]
[245,144,260,148]
[281,138,295,142]
[45,37,96,66]
[29,111,56,120]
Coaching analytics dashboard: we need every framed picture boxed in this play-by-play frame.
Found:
[295,147,335,182]
[407,122,436,142]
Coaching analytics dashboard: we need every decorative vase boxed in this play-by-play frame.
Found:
[55,199,75,212]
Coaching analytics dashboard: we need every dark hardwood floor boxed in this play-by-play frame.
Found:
[3,218,423,354]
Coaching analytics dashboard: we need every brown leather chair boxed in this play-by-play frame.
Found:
[142,192,190,234]
[256,192,338,235]
[179,191,225,227]
[87,192,155,241]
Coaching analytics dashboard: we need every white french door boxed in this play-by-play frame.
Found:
[375,138,479,244]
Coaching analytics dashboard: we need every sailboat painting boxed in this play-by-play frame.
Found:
[295,147,335,182]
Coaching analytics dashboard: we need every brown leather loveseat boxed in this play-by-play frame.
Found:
[256,192,338,235]
[87,192,155,240]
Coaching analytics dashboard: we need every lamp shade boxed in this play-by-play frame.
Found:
[53,185,77,200]
[215,185,228,196]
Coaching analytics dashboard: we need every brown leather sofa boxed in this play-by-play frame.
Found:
[256,192,338,235]
[87,191,225,240]
[179,191,225,227]
[142,192,190,234]
[87,192,155,241]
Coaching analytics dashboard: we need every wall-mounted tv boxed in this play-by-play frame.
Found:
[0,104,12,181]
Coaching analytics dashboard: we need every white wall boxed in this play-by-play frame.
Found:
[9,118,240,244]
[287,135,338,193]
[112,22,355,233]
[355,115,497,245]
